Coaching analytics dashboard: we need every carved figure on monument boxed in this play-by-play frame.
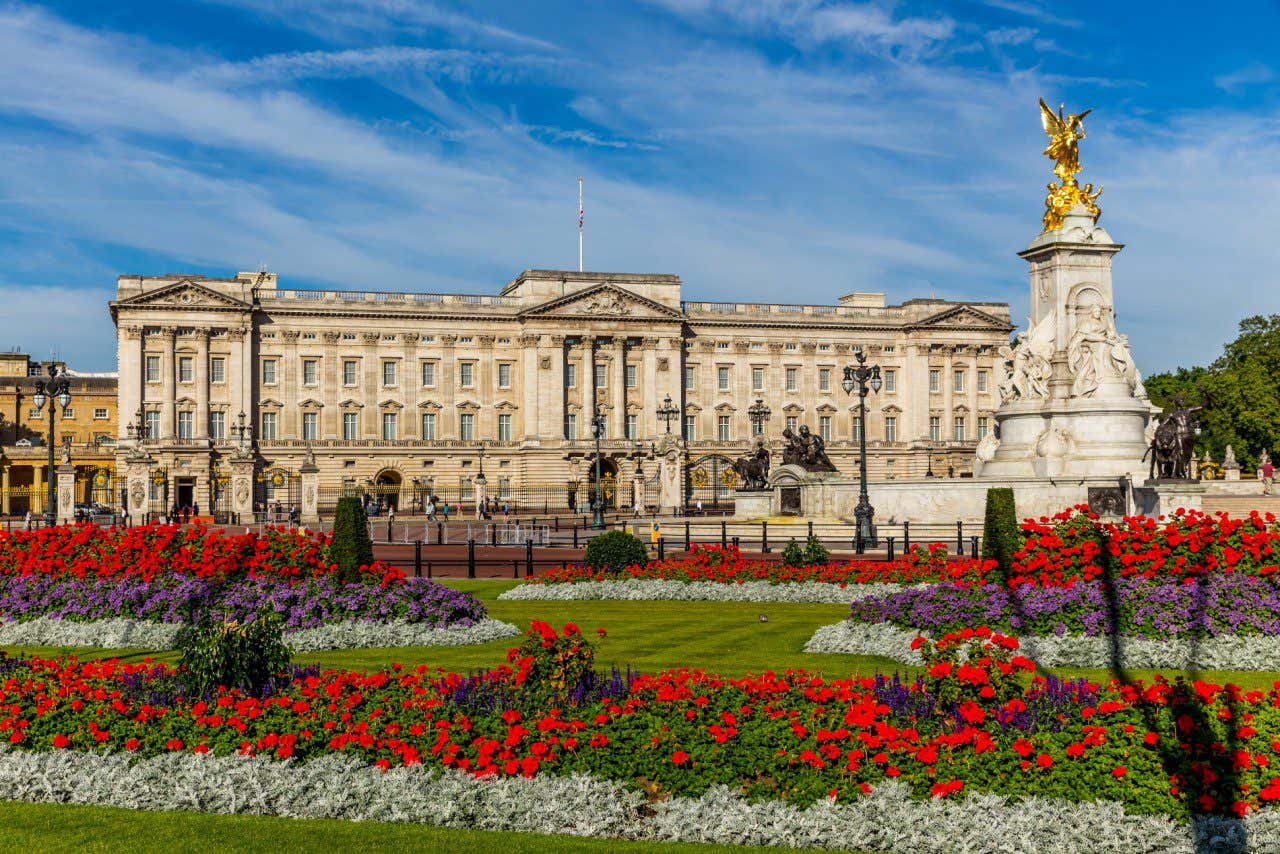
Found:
[60,444,71,466]
[1108,333,1147,399]
[782,426,837,473]
[971,430,1000,477]
[1068,304,1111,398]
[1000,312,1054,402]
[1144,394,1203,480]
[1224,444,1238,468]
[1039,98,1101,231]
[732,440,771,491]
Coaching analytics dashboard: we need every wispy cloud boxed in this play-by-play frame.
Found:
[191,46,562,86]
[1215,62,1274,93]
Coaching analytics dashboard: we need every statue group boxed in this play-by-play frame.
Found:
[731,424,838,491]
[1144,394,1204,480]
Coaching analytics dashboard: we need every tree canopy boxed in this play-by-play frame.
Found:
[1145,314,1280,470]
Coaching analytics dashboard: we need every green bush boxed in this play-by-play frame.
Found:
[802,535,830,567]
[175,614,292,696]
[981,487,1020,579]
[583,529,648,574]
[780,538,805,568]
[331,496,374,584]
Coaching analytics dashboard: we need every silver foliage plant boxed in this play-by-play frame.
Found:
[0,617,519,652]
[0,746,1272,853]
[498,580,912,604]
[803,620,1280,672]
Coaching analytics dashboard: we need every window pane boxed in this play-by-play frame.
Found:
[262,360,277,384]
[819,416,831,442]
[565,363,576,388]
[460,413,474,440]
[460,363,474,386]
[422,362,435,386]
[595,363,607,387]
[178,357,193,383]
[210,357,225,383]
[884,369,896,391]
[625,364,636,388]
[625,414,637,440]
[819,369,830,391]
[343,361,357,385]
[786,368,797,391]
[382,412,397,440]
[978,370,988,392]
[303,360,318,385]
[717,415,730,441]
[954,370,965,392]
[885,416,896,442]
[498,363,511,388]
[177,411,192,439]
[565,413,576,440]
[146,356,160,382]
[302,412,318,440]
[210,412,225,439]
[422,413,436,439]
[382,362,397,385]
[684,366,695,388]
[498,413,512,441]
[683,415,696,440]
[929,369,939,392]
[752,367,764,391]
[343,412,358,439]
[953,417,965,441]
[717,367,730,390]
[261,412,277,439]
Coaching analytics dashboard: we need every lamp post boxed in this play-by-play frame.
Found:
[589,406,606,529]
[31,365,72,527]
[126,406,150,444]
[747,397,771,437]
[656,394,679,434]
[841,351,881,545]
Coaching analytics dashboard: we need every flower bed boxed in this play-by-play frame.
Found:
[0,522,400,583]
[6,623,1280,828]
[499,579,910,604]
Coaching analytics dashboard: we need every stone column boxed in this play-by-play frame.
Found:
[613,338,627,439]
[942,346,954,443]
[229,454,257,523]
[582,335,596,420]
[55,461,74,524]
[194,327,211,440]
[440,335,457,439]
[520,334,540,442]
[362,332,380,438]
[159,326,177,440]
[227,327,248,428]
[548,335,567,439]
[403,333,420,438]
[641,338,658,438]
[323,332,341,438]
[32,465,44,513]
[299,454,320,526]
[478,335,495,441]
[118,325,144,441]
[280,330,300,438]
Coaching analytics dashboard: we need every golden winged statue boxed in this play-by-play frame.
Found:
[1038,98,1101,231]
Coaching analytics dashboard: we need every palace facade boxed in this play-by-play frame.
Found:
[111,269,1012,515]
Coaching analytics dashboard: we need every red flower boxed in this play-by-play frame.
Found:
[51,734,70,749]
[671,750,690,765]
[1111,766,1127,778]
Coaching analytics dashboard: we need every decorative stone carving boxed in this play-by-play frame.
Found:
[997,311,1053,402]
[580,291,631,316]
[781,425,837,473]
[972,430,1000,477]
[227,327,248,341]
[360,332,380,344]
[403,332,421,344]
[281,329,301,342]
[539,355,552,370]
[322,331,341,344]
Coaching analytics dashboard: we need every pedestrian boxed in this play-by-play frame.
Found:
[503,500,510,519]
[696,499,703,515]
[1262,456,1275,496]
[23,510,32,531]
[192,502,200,517]
[442,503,450,520]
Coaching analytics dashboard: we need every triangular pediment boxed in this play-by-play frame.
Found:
[115,280,251,311]
[520,284,683,322]
[910,305,1010,331]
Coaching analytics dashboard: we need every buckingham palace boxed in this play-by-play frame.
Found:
[110,268,1012,516]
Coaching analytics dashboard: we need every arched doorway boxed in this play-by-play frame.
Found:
[371,469,402,512]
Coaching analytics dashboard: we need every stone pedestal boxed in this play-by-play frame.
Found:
[229,453,257,524]
[474,477,487,520]
[56,462,76,525]
[124,452,153,522]
[299,454,320,527]
[1133,480,1208,516]
[984,205,1153,481]
[656,434,684,514]
[734,491,772,519]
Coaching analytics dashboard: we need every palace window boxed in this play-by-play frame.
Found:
[422,362,436,387]
[382,361,397,386]
[422,413,437,440]
[261,359,277,385]
[752,367,764,392]
[498,413,512,442]
[145,356,161,383]
[625,414,638,440]
[929,369,940,393]
[785,415,798,433]
[302,412,318,441]
[460,363,474,387]
[625,364,637,388]
[61,407,73,419]
[884,369,896,392]
[260,412,278,440]
[954,370,965,393]
[381,412,398,441]
[497,363,512,389]
[499,477,512,500]
[977,416,989,439]
[209,412,225,440]
[343,360,357,386]
[145,411,160,439]
[785,368,798,392]
[177,411,193,439]
[717,366,730,391]
[819,368,831,392]
[564,413,577,440]
[819,415,831,442]
[565,363,577,388]
[343,412,358,440]
[210,357,225,383]
[594,363,607,388]
[459,413,475,441]
[884,416,897,442]
[683,415,697,441]
[978,370,988,393]
[93,408,108,420]
[178,357,193,383]
[717,415,731,441]
[684,365,696,388]
[954,416,966,441]
[303,359,318,385]
[929,416,941,442]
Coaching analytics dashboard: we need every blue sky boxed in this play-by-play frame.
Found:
[1,1,1278,373]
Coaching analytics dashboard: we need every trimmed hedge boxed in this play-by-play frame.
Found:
[331,497,374,584]
[981,487,1019,579]
[583,530,648,574]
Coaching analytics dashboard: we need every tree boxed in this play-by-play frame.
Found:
[331,496,374,583]
[1145,314,1280,470]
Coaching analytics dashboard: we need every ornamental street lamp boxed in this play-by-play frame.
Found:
[589,406,606,529]
[656,394,680,434]
[31,365,72,527]
[841,351,882,548]
[747,397,771,437]
[126,406,150,443]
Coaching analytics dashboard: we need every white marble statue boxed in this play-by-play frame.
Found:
[999,311,1054,403]
[1108,333,1147,399]
[1068,304,1111,398]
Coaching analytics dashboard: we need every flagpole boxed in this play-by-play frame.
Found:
[578,177,584,273]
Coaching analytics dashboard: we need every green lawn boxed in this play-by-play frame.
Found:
[0,800,840,853]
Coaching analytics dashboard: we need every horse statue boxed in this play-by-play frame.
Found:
[732,441,771,491]
[1143,393,1204,480]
